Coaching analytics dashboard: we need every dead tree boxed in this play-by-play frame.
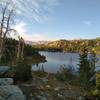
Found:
[0,1,15,62]
[16,36,25,61]
[20,37,25,60]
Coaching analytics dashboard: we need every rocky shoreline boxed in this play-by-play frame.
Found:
[0,66,25,100]
[18,74,95,100]
[0,66,100,100]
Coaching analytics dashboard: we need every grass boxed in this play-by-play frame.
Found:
[32,71,48,78]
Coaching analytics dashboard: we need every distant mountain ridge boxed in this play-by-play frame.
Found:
[25,37,100,45]
[25,40,50,45]
[32,38,100,53]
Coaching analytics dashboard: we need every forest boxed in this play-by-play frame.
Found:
[33,38,100,54]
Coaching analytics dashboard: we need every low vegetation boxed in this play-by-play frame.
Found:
[14,61,32,82]
[55,65,77,81]
[34,38,100,54]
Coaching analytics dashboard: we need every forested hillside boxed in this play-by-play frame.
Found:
[1,38,40,64]
[33,38,100,53]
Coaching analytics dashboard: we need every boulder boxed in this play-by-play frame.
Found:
[19,84,36,99]
[77,96,86,100]
[0,66,10,75]
[95,66,100,72]
[0,96,5,100]
[0,78,13,85]
[0,85,26,100]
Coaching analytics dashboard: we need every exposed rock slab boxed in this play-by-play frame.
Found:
[0,85,26,100]
[0,66,10,75]
[0,78,13,85]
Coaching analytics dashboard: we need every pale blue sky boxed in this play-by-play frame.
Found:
[14,0,100,41]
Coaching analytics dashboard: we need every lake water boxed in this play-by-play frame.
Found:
[32,51,100,73]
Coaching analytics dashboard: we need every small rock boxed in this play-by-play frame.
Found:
[0,78,13,85]
[45,85,51,89]
[42,78,48,84]
[37,95,47,100]
[0,66,10,75]
[40,85,44,90]
[31,97,35,100]
[37,95,41,99]
[58,93,63,97]
[77,96,86,100]
[54,87,60,91]
[40,96,47,100]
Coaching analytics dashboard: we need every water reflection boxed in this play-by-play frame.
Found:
[32,52,79,73]
[32,51,100,73]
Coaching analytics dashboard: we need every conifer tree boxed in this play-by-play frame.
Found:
[79,47,91,88]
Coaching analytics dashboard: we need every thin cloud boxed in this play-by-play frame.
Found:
[82,20,92,26]
[11,0,60,22]
[13,22,48,41]
[0,0,60,22]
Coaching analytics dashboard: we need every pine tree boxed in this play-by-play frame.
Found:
[88,50,96,77]
[79,47,91,88]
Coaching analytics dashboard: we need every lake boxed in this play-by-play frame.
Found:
[32,51,100,73]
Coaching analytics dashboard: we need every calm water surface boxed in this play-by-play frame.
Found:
[32,51,100,73]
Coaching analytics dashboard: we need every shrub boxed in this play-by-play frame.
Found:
[96,72,100,90]
[92,89,100,97]
[14,61,32,81]
[91,71,100,98]
[55,65,75,81]
[4,68,16,78]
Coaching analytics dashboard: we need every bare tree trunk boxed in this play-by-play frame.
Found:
[0,4,7,62]
[16,37,21,61]
[0,1,15,62]
[16,37,25,61]
[0,38,4,61]
[20,37,25,60]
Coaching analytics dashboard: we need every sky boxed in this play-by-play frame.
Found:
[10,0,100,41]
